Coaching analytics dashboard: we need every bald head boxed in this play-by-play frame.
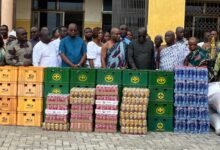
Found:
[40,30,51,44]
[188,37,198,51]
[41,27,49,32]
[68,23,78,38]
[137,27,147,43]
[111,27,120,42]
[165,31,175,45]
[138,27,147,35]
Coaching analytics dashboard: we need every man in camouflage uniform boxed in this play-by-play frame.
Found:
[5,27,32,66]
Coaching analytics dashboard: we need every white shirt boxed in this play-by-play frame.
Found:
[160,44,189,71]
[50,38,62,66]
[33,41,59,67]
[87,41,102,68]
[198,42,204,47]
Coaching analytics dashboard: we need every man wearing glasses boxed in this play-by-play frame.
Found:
[5,27,32,66]
[128,27,155,70]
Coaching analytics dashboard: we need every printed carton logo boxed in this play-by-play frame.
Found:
[2,74,9,79]
[105,75,114,83]
[78,74,87,82]
[2,117,8,123]
[157,92,165,100]
[52,73,61,81]
[27,74,35,80]
[157,122,164,129]
[157,77,166,85]
[156,107,165,115]
[2,103,8,108]
[26,104,34,109]
[1,88,9,93]
[131,76,140,84]
[52,88,61,94]
[26,118,33,123]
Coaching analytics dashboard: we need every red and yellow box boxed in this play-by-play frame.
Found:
[0,111,16,125]
[18,83,43,97]
[17,112,42,127]
[17,97,43,112]
[0,66,18,82]
[0,82,17,96]
[18,67,44,83]
[0,96,17,111]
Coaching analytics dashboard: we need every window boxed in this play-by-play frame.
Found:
[32,0,83,11]
[32,0,84,33]
[32,0,56,10]
[102,0,112,32]
[112,0,147,36]
[59,0,83,11]
[103,0,112,11]
[185,0,220,41]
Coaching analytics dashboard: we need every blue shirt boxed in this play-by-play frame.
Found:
[121,37,131,45]
[59,36,87,67]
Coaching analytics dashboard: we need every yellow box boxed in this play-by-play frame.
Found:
[0,66,18,82]
[18,83,43,97]
[17,97,43,112]
[17,112,42,127]
[0,111,16,125]
[0,96,17,111]
[18,67,44,83]
[0,82,17,96]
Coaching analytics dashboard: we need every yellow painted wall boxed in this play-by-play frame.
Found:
[148,0,186,40]
[84,0,102,29]
[15,0,31,34]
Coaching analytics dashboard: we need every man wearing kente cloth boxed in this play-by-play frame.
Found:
[184,37,208,67]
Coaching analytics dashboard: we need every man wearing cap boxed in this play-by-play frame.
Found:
[6,30,16,46]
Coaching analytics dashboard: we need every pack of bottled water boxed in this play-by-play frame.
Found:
[174,67,209,133]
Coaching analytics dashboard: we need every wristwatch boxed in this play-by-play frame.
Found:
[77,63,81,67]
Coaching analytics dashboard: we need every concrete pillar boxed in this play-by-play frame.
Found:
[1,0,14,31]
[147,0,186,40]
[84,0,102,29]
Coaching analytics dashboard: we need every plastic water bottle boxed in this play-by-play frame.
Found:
[196,67,208,81]
[185,67,196,80]
[174,120,181,132]
[186,81,196,93]
[187,107,197,120]
[199,107,209,121]
[197,81,208,94]
[197,95,208,107]
[175,94,185,106]
[186,94,196,106]
[187,120,197,133]
[198,120,210,133]
[175,67,185,80]
[175,81,185,93]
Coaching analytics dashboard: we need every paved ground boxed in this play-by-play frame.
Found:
[0,126,219,150]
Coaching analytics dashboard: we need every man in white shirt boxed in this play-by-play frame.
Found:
[33,30,59,67]
[50,26,68,67]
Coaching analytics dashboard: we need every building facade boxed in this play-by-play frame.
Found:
[0,0,220,40]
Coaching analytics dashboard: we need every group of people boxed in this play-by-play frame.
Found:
[0,23,220,81]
